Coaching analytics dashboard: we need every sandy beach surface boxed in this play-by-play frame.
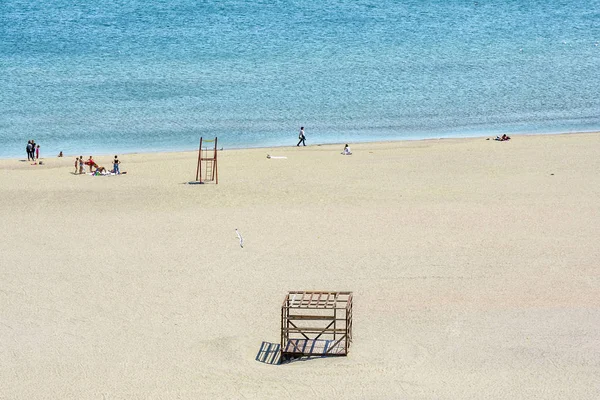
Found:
[1,133,599,399]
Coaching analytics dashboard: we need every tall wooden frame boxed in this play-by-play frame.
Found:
[195,137,218,184]
[281,291,353,361]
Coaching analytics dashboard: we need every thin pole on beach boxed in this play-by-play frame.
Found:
[195,137,203,182]
[213,137,218,184]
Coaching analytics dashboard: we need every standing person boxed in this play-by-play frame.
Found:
[36,145,40,160]
[86,156,95,173]
[74,158,79,174]
[26,141,32,161]
[78,156,85,174]
[31,140,36,160]
[296,126,306,147]
[113,155,120,174]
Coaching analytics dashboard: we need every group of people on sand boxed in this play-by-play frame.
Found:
[26,140,40,162]
[75,155,121,175]
[495,134,511,141]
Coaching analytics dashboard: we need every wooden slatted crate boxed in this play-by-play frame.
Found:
[281,291,353,361]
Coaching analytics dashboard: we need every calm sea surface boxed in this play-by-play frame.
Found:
[1,0,599,158]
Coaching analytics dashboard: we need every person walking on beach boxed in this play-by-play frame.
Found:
[113,155,120,174]
[297,126,306,146]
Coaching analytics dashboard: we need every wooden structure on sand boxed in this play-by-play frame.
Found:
[281,291,353,361]
[195,137,218,184]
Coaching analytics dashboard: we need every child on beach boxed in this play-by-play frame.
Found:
[78,156,84,174]
[74,158,78,173]
[342,144,352,155]
[113,155,120,174]
[36,145,40,160]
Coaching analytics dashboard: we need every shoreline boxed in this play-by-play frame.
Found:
[1,129,598,163]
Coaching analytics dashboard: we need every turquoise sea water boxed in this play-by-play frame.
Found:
[1,0,599,158]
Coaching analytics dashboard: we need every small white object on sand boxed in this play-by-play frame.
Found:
[235,229,244,248]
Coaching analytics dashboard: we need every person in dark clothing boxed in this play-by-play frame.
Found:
[296,126,306,146]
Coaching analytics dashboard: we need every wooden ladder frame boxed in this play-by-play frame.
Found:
[195,137,218,184]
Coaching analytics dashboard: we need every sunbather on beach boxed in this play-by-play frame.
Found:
[342,144,352,155]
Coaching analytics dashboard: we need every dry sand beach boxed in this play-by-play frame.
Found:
[1,133,599,399]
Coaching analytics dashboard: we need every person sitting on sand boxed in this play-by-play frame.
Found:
[341,144,352,155]
[90,162,111,174]
[58,151,63,157]
[501,134,511,141]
